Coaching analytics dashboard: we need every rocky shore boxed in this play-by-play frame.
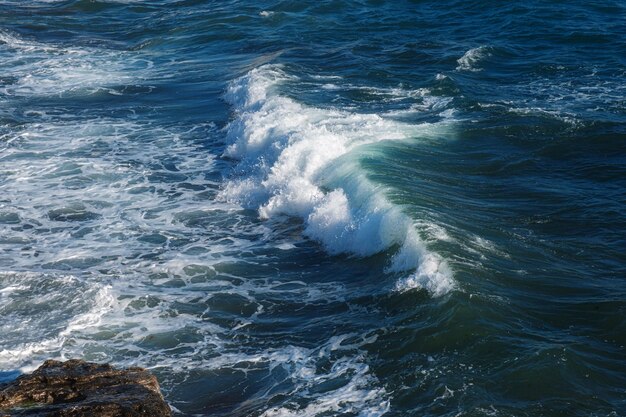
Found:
[0,360,171,416]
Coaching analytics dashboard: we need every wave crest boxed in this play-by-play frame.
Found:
[456,46,492,71]
[221,65,454,296]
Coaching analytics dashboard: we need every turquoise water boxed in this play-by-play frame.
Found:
[1,1,625,416]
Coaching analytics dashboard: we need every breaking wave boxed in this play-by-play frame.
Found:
[221,65,454,296]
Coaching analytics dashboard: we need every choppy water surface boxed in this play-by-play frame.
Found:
[1,1,625,416]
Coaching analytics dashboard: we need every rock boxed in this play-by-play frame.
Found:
[0,359,171,417]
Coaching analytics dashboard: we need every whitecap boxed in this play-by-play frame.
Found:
[221,65,455,296]
[456,46,491,72]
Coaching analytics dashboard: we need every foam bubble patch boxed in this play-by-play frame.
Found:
[0,30,150,97]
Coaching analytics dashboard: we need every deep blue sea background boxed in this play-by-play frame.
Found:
[1,1,625,416]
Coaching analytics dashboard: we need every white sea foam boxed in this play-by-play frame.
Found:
[0,30,148,96]
[221,65,454,296]
[0,272,114,371]
[0,266,385,414]
[476,65,624,124]
[0,119,245,271]
[0,100,395,417]
[257,334,389,417]
[508,105,581,126]
[456,46,491,72]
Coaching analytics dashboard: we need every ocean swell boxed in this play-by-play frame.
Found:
[220,65,454,296]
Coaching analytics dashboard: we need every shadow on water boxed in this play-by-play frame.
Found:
[0,370,21,384]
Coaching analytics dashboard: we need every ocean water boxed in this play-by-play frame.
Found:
[1,1,625,416]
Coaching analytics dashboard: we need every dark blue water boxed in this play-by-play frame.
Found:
[1,1,625,416]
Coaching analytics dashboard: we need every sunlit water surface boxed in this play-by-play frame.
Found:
[1,1,625,416]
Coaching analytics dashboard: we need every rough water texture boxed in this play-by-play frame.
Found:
[1,1,625,417]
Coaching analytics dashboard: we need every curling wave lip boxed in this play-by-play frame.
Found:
[221,65,455,296]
